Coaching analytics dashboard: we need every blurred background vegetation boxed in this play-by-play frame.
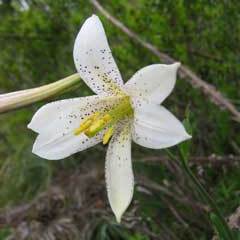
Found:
[0,0,239,239]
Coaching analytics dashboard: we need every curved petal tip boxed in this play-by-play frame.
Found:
[184,133,192,140]
[116,217,121,224]
[86,14,101,25]
[114,210,124,223]
[91,14,99,19]
[27,120,35,132]
[172,62,181,70]
[174,62,181,66]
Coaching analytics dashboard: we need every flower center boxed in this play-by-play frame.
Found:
[74,96,133,144]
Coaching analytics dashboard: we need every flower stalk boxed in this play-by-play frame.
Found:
[0,73,81,113]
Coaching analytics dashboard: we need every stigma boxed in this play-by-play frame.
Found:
[74,96,133,143]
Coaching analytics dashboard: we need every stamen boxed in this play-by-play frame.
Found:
[75,96,133,140]
[74,112,100,135]
[85,114,112,137]
[103,125,114,145]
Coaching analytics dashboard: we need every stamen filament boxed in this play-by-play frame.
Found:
[103,125,114,145]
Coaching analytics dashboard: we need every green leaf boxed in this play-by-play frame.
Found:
[210,213,232,240]
[0,228,11,240]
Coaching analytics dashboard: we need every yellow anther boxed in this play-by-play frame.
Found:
[102,114,111,122]
[103,126,114,145]
[87,119,105,133]
[74,112,100,136]
[92,112,100,120]
[75,96,133,139]
[74,119,92,135]
[85,113,112,137]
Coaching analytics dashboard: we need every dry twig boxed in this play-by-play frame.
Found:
[138,154,240,166]
[136,176,209,212]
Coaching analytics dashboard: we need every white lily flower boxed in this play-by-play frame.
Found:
[28,15,191,223]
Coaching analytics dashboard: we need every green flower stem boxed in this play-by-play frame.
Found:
[180,156,234,240]
[0,73,81,114]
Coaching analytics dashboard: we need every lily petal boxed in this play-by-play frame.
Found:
[105,121,134,223]
[73,15,123,96]
[124,63,180,105]
[28,95,120,160]
[132,104,191,149]
[28,97,98,133]
[32,130,102,160]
